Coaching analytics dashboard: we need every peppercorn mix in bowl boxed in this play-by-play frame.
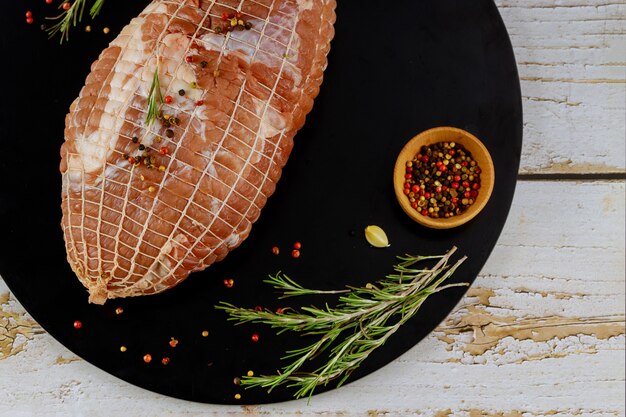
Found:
[393,127,495,229]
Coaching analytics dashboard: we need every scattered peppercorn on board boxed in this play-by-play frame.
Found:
[0,0,522,405]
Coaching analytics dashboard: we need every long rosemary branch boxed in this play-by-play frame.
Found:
[46,0,106,43]
[216,247,468,399]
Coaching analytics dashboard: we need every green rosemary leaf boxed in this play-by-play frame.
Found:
[264,273,349,299]
[47,0,105,44]
[216,246,468,400]
[90,0,106,19]
[145,67,164,126]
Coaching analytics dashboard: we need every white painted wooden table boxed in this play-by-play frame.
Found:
[2,1,625,415]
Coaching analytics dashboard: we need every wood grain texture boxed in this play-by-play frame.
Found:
[496,0,626,175]
[1,181,624,416]
[1,1,625,415]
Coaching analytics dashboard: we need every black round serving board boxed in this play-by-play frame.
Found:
[0,0,522,405]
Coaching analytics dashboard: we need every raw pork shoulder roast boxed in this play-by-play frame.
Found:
[60,0,336,304]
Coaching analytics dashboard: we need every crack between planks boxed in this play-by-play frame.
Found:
[518,173,626,181]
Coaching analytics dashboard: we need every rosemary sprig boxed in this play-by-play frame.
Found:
[46,0,106,43]
[264,273,350,299]
[89,0,106,19]
[145,67,164,126]
[216,247,468,399]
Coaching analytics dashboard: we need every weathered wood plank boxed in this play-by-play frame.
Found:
[1,1,625,414]
[1,180,623,416]
[496,0,626,174]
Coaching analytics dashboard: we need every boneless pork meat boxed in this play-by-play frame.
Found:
[60,0,336,304]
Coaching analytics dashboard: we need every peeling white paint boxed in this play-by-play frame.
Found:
[0,1,624,415]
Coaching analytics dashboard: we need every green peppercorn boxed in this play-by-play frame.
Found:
[404,141,482,219]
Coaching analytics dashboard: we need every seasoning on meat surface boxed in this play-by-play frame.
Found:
[60,0,336,304]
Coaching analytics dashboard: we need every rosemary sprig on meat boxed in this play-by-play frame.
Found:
[216,247,468,399]
[47,0,106,43]
[145,67,164,126]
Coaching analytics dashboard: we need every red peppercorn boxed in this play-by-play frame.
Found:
[276,308,284,314]
[251,334,259,342]
[472,183,480,190]
[254,306,263,311]
[404,174,411,179]
[291,249,300,259]
[223,278,234,288]
[26,11,33,18]
[161,357,170,365]
[26,17,34,24]
[73,320,82,329]
[186,56,193,63]
[143,354,152,363]
[62,2,70,11]
[196,100,204,106]
[451,197,459,204]
[470,190,478,198]
[293,242,302,250]
[164,96,173,104]
[127,157,136,164]
[46,0,53,4]
[159,147,169,155]
[405,142,481,219]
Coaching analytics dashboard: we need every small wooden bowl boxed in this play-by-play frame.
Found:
[393,126,495,229]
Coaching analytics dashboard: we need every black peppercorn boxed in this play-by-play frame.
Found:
[403,141,482,219]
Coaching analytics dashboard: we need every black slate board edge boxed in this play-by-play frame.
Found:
[0,0,522,405]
